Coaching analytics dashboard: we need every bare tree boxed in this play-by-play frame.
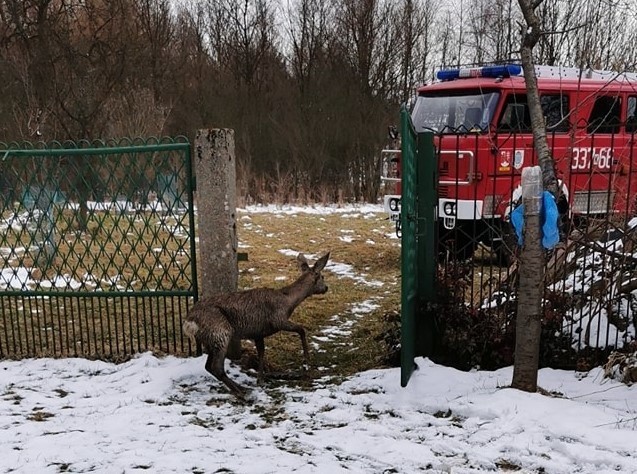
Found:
[286,0,331,95]
[281,0,334,196]
[466,0,518,64]
[511,0,559,393]
[395,0,436,103]
[207,0,277,88]
[0,0,61,138]
[534,0,576,65]
[436,9,457,69]
[329,0,400,201]
[133,0,175,103]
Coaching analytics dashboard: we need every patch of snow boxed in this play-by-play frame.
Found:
[277,250,383,288]
[351,300,380,314]
[0,354,635,473]
[239,204,384,215]
[327,261,384,288]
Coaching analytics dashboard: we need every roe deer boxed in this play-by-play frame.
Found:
[183,252,330,397]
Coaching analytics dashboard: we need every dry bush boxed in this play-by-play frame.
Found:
[604,349,637,384]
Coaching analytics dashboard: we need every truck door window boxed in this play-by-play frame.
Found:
[587,96,621,134]
[498,95,530,132]
[627,96,637,133]
[498,94,569,132]
[542,94,570,132]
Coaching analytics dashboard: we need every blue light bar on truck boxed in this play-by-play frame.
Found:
[436,64,523,81]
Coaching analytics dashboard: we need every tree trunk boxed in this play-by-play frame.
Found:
[512,0,556,392]
[519,47,558,197]
[511,168,544,392]
[518,0,558,197]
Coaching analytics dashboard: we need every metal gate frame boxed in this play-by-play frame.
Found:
[400,108,438,386]
[0,138,198,359]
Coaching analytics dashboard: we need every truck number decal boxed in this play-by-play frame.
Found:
[571,147,612,170]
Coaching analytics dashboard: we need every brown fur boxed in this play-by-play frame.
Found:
[184,252,330,397]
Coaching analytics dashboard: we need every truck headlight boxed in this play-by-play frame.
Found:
[443,201,456,216]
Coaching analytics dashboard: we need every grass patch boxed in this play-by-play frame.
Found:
[53,388,70,398]
[2,386,24,405]
[235,210,400,380]
[2,207,402,380]
[27,409,55,422]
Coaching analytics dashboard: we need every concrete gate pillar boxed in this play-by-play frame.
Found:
[194,128,241,359]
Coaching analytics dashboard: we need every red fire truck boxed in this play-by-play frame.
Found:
[382,64,637,258]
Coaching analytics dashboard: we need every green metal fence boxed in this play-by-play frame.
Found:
[0,137,197,359]
[400,108,438,386]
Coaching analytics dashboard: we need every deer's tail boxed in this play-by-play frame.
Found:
[182,320,199,344]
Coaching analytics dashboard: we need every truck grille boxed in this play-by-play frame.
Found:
[572,191,613,214]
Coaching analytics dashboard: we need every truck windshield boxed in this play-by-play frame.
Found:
[411,91,500,133]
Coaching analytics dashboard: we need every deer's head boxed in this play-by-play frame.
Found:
[297,252,330,295]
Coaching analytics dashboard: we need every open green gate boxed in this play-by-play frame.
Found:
[400,108,438,386]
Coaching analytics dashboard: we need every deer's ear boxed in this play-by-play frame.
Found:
[313,252,330,272]
[297,253,310,271]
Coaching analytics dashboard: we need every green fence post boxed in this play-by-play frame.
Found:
[416,131,437,357]
[400,107,417,387]
[400,112,438,387]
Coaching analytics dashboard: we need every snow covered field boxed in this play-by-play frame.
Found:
[1,353,636,473]
[1,203,636,473]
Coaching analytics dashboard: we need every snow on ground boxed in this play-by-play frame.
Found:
[239,203,384,216]
[278,248,384,288]
[1,354,635,474]
[2,202,637,473]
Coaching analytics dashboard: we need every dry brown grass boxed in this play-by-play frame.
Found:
[234,208,401,381]
[1,206,402,380]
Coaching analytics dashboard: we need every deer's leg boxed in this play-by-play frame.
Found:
[280,321,310,367]
[202,318,247,397]
[254,337,266,383]
[204,353,246,397]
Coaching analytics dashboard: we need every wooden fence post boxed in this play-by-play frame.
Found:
[194,129,241,359]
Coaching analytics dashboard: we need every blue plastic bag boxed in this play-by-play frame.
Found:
[511,202,524,245]
[541,191,559,249]
[510,191,559,250]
